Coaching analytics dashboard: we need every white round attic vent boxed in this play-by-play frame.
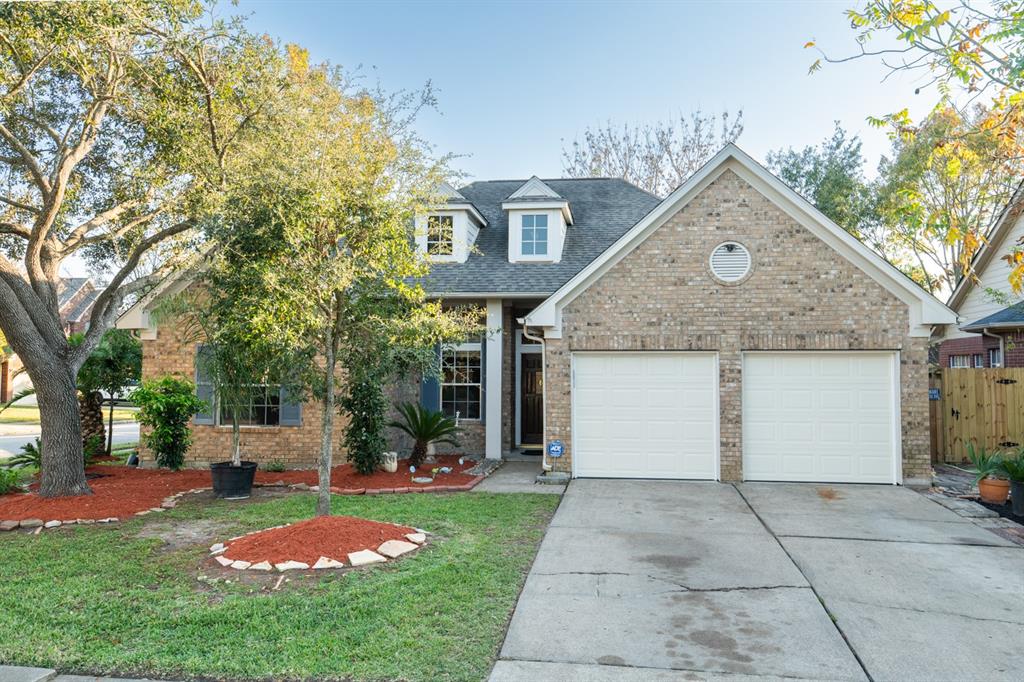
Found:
[709,241,751,283]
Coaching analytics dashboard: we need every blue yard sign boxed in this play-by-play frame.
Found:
[929,388,941,401]
[547,440,564,458]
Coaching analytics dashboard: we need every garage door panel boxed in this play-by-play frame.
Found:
[573,353,717,480]
[743,353,897,484]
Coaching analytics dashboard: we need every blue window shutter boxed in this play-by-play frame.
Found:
[278,384,302,426]
[420,344,441,412]
[193,344,215,425]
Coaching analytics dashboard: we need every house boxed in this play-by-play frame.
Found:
[935,182,1024,369]
[118,144,955,484]
[1,277,100,401]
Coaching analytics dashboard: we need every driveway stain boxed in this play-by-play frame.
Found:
[595,655,626,666]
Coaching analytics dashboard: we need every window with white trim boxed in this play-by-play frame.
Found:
[990,347,1003,367]
[949,355,970,368]
[973,353,985,368]
[220,384,282,426]
[521,214,548,256]
[441,343,481,419]
[426,215,454,255]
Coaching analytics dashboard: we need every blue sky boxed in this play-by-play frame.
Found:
[231,0,937,182]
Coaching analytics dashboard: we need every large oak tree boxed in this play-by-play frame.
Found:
[0,1,288,496]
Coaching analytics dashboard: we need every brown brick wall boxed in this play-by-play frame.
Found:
[545,169,931,482]
[938,333,1024,368]
[140,323,348,469]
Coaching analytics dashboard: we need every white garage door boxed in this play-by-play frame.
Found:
[743,352,899,484]
[573,352,718,479]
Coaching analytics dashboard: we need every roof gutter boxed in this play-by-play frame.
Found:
[981,328,1005,367]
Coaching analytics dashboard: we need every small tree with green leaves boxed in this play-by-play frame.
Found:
[77,330,142,455]
[388,402,460,468]
[132,376,206,470]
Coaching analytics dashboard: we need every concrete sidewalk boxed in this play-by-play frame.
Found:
[0,666,172,682]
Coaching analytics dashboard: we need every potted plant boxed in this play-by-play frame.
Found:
[387,402,460,468]
[997,448,1024,516]
[966,443,1009,505]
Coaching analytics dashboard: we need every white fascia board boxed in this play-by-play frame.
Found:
[525,144,955,336]
[501,200,573,225]
[443,202,487,227]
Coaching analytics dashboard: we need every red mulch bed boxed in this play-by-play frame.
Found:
[255,454,478,491]
[0,455,479,523]
[222,515,416,566]
[0,467,211,523]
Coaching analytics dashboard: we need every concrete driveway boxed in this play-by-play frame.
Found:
[491,480,1024,681]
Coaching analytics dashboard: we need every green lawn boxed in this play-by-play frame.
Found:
[0,405,137,424]
[0,491,558,681]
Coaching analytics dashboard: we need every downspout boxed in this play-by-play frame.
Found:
[981,328,1004,366]
[520,321,551,471]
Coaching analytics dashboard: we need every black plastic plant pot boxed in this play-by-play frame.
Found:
[1011,481,1024,517]
[210,461,258,499]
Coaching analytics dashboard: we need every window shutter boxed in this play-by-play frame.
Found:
[420,344,441,412]
[479,335,486,424]
[193,344,215,425]
[278,384,302,426]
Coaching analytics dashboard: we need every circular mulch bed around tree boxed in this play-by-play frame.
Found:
[212,515,426,571]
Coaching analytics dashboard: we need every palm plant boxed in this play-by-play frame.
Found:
[387,402,460,468]
[997,449,1024,483]
[3,437,41,469]
[966,443,1004,485]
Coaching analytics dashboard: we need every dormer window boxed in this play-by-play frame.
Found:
[503,176,572,263]
[426,215,454,256]
[521,214,548,256]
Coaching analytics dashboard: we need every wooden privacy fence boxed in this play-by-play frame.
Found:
[931,368,1024,463]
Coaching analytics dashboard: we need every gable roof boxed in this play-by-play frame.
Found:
[947,180,1024,311]
[961,301,1024,331]
[506,176,563,200]
[419,177,660,296]
[525,144,956,338]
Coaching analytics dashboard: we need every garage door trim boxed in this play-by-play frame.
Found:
[741,350,902,485]
[570,351,721,481]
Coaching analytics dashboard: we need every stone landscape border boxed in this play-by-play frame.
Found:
[209,524,430,572]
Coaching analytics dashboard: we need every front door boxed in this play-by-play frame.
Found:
[520,353,544,447]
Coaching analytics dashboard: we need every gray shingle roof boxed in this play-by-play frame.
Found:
[57,277,89,308]
[419,178,661,296]
[962,301,1024,330]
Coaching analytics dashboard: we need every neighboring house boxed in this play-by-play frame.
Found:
[935,182,1024,369]
[0,277,100,400]
[118,144,954,485]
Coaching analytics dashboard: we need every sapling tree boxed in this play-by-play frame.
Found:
[77,329,141,455]
[211,54,479,516]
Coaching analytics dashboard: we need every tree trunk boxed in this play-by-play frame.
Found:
[106,397,115,456]
[78,389,105,454]
[317,317,336,517]
[36,366,91,497]
[231,417,241,467]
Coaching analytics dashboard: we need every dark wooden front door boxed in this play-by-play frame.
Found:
[521,353,543,446]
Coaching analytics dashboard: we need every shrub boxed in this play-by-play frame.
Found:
[132,376,206,470]
[83,434,105,466]
[2,437,41,470]
[264,459,286,473]
[387,402,460,468]
[0,468,19,495]
[341,373,389,475]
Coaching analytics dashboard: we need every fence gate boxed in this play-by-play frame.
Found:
[933,368,1024,463]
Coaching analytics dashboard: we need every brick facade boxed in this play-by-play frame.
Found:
[938,332,1024,368]
[139,323,348,469]
[543,169,931,482]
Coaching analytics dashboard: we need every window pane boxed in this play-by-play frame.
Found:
[522,242,534,255]
[522,215,534,228]
[535,240,547,255]
[535,227,547,241]
[535,214,547,227]
[522,227,534,241]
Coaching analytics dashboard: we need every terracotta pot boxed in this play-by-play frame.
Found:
[978,477,1010,505]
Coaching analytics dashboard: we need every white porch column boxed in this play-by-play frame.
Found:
[485,298,503,459]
